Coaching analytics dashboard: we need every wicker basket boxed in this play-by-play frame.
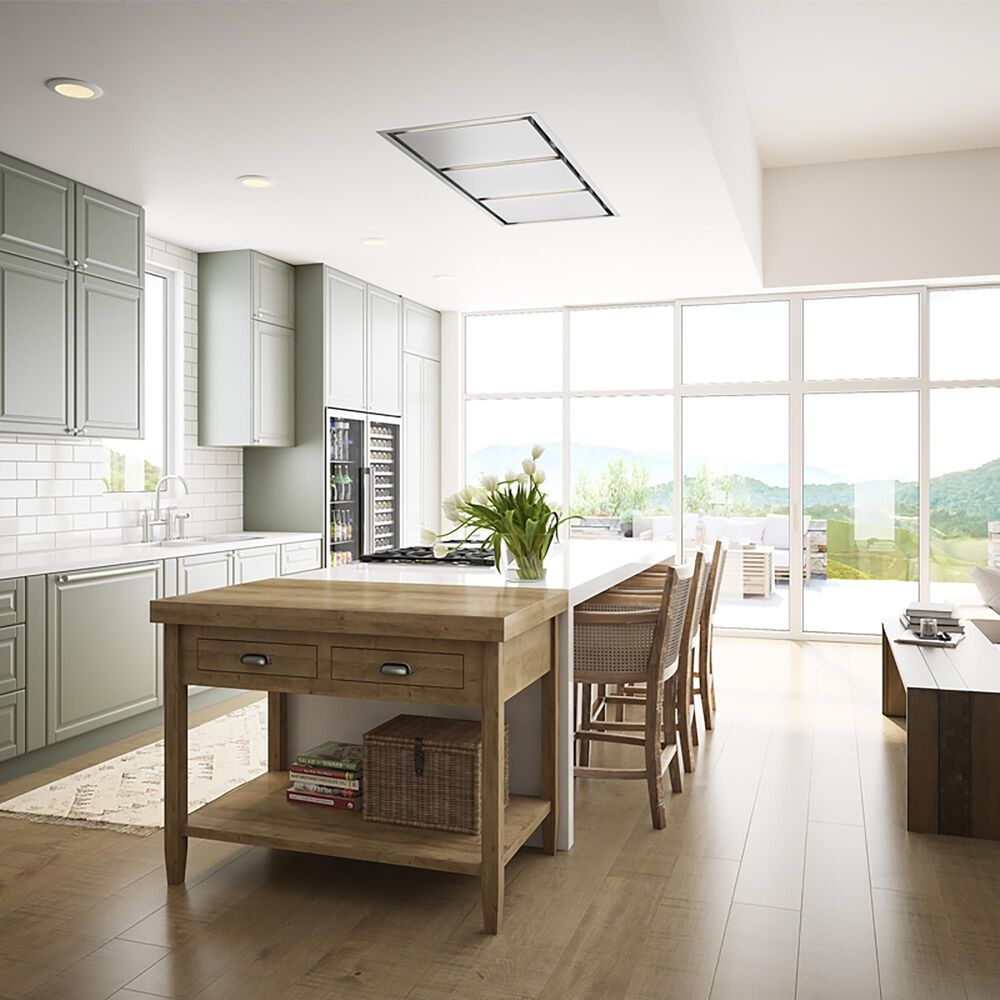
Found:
[363,714,509,835]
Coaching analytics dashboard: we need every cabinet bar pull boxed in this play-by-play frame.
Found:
[379,661,412,677]
[57,564,158,584]
[240,653,271,667]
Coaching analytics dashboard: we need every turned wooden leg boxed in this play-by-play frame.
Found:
[164,624,188,885]
[540,621,559,855]
[481,644,505,934]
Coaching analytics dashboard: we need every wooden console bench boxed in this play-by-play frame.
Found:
[882,616,1000,839]
[151,578,566,933]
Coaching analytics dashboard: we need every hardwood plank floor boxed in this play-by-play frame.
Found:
[1,639,999,999]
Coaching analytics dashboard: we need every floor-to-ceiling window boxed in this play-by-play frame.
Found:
[463,282,1000,638]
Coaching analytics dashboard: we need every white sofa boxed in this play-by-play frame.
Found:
[632,513,813,584]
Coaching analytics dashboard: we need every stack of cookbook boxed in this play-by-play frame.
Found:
[286,740,363,811]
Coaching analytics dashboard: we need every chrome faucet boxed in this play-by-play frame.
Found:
[142,474,190,542]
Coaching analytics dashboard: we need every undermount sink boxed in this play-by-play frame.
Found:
[146,533,267,549]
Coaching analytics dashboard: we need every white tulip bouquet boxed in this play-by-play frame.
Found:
[423,445,576,580]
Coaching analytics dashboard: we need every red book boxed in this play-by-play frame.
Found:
[289,763,358,781]
[286,789,362,811]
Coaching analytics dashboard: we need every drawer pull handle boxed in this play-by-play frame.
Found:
[240,653,271,667]
[379,661,412,677]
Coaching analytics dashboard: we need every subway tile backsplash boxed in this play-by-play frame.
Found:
[0,237,243,554]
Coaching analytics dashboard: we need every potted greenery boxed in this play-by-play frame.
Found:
[423,446,576,581]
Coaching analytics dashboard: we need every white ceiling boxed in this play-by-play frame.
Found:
[727,0,1000,168]
[0,1,761,311]
[1,1,998,311]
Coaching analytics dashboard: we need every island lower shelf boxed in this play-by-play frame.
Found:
[185,772,552,876]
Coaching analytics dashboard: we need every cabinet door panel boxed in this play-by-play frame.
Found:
[233,545,280,584]
[326,269,366,411]
[76,186,143,287]
[253,253,295,328]
[76,274,142,438]
[252,320,294,446]
[47,563,162,743]
[0,624,25,696]
[179,552,232,594]
[0,153,73,267]
[0,691,25,761]
[0,253,73,434]
[403,300,441,360]
[367,285,401,416]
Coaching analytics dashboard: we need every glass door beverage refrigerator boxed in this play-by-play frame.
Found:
[326,408,400,566]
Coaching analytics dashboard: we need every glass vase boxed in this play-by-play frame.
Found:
[500,540,547,582]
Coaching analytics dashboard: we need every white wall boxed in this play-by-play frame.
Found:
[0,237,243,554]
[764,146,1000,288]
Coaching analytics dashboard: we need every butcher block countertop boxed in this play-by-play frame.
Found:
[149,576,569,642]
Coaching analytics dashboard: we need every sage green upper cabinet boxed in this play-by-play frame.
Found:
[0,152,73,268]
[75,274,143,438]
[199,249,295,447]
[75,186,144,287]
[402,299,441,361]
[325,268,367,412]
[253,321,294,446]
[367,284,402,416]
[0,252,73,435]
[46,562,162,744]
[253,252,295,328]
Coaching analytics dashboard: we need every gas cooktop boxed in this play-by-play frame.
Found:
[360,544,495,567]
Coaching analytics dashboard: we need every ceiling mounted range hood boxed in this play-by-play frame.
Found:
[379,114,615,225]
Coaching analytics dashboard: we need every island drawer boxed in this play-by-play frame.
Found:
[196,638,319,680]
[331,646,464,691]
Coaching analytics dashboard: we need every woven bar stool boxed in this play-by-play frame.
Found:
[573,561,698,828]
[693,540,727,732]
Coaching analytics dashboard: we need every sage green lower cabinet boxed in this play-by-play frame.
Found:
[46,562,162,744]
[233,545,280,584]
[0,690,25,761]
[0,577,25,628]
[178,550,232,594]
[0,624,25,696]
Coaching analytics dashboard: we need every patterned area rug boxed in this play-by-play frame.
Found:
[0,698,267,835]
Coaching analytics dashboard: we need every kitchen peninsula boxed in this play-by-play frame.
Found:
[150,538,673,932]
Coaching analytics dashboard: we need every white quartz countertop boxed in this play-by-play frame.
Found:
[291,538,675,606]
[0,531,322,579]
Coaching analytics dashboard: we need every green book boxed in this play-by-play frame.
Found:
[296,740,364,772]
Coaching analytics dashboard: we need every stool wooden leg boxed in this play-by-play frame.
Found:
[644,678,666,829]
[699,627,715,730]
[579,683,593,767]
[663,675,683,794]
[677,646,694,774]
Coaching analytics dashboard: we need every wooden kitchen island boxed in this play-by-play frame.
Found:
[150,578,566,933]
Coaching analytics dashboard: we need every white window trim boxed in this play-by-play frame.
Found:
[461,281,1000,642]
[103,262,179,495]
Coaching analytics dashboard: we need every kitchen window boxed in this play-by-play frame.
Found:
[102,267,174,492]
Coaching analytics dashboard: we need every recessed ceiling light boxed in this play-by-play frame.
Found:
[363,237,389,247]
[379,114,614,225]
[433,273,457,281]
[237,175,273,189]
[46,77,103,100]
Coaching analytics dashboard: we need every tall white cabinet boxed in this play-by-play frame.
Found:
[402,300,441,545]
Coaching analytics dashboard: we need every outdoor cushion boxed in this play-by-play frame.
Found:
[972,566,1000,614]
[762,514,790,549]
[720,518,766,544]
